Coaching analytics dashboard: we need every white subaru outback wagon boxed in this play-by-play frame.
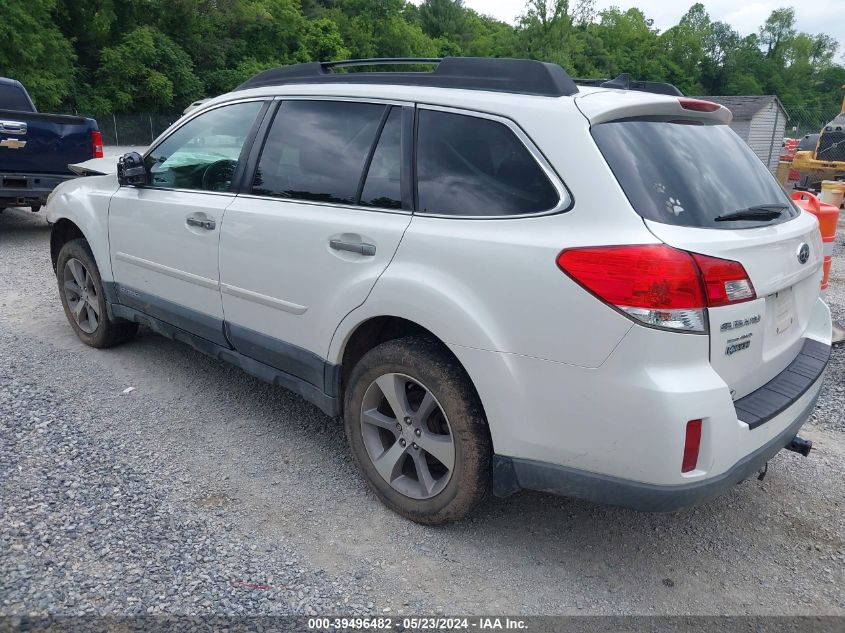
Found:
[47,58,832,524]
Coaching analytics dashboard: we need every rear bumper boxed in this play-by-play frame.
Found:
[492,358,826,512]
[0,173,74,206]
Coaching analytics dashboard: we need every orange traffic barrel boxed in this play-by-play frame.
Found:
[791,191,838,291]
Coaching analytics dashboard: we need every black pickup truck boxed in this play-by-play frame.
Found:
[0,77,102,212]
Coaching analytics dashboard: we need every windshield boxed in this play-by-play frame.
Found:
[591,118,799,229]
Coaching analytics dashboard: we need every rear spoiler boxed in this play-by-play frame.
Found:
[574,73,683,97]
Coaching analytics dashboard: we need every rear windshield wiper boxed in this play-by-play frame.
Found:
[714,204,787,222]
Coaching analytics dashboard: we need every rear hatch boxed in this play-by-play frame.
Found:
[586,97,824,399]
[0,109,98,175]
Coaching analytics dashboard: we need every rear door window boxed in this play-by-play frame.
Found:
[591,119,798,229]
[359,107,402,209]
[416,109,559,216]
[252,100,386,205]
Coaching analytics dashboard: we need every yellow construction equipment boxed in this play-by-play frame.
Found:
[790,86,845,189]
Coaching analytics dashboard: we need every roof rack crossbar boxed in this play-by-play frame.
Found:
[573,73,684,97]
[322,58,442,69]
[235,57,580,97]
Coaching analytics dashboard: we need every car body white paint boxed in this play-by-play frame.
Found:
[109,186,231,321]
[46,77,832,497]
[220,195,412,358]
[47,174,119,281]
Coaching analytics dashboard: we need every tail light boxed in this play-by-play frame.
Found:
[690,253,755,306]
[556,245,756,333]
[679,98,720,113]
[682,419,702,473]
[91,130,104,158]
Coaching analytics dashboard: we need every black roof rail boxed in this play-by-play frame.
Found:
[324,58,443,69]
[574,73,683,97]
[235,57,579,97]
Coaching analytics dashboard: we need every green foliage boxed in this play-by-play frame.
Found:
[2,0,841,117]
[96,26,203,113]
[0,0,75,110]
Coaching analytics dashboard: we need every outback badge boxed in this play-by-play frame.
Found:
[726,340,751,355]
[725,333,752,356]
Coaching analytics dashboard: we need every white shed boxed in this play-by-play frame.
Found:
[694,95,789,173]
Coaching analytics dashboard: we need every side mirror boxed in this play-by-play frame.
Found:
[116,151,148,186]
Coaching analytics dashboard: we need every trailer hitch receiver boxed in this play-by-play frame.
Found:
[786,435,812,457]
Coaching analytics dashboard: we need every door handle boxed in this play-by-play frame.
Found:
[330,239,376,256]
[186,216,215,230]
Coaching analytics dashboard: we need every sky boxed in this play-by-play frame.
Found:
[457,0,845,48]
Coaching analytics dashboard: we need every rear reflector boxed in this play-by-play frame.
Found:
[682,419,703,473]
[556,245,756,333]
[679,98,720,113]
[91,130,104,158]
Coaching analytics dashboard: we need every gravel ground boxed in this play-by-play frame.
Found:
[1,206,844,617]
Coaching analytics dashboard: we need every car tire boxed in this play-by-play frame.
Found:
[56,238,138,348]
[344,336,491,524]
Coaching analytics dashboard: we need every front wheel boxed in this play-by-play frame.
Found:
[344,337,491,524]
[56,238,138,348]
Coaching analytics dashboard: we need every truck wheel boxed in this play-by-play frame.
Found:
[56,238,138,348]
[344,336,491,524]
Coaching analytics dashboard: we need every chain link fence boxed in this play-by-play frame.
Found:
[59,113,182,147]
[784,104,842,140]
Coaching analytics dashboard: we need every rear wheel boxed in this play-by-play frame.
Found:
[56,238,138,348]
[344,337,491,524]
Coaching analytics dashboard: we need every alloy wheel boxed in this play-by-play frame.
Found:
[360,373,456,500]
[62,258,100,334]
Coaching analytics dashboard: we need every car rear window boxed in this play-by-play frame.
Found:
[0,83,34,112]
[591,119,799,229]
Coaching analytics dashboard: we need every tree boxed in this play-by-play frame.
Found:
[759,8,796,60]
[53,0,118,71]
[658,4,712,93]
[4,0,843,119]
[327,0,437,59]
[587,8,667,80]
[304,17,350,61]
[419,0,469,42]
[0,0,75,110]
[517,0,578,68]
[96,26,202,112]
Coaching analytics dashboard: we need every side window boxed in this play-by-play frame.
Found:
[416,109,559,216]
[144,101,263,192]
[252,100,386,204]
[360,107,402,209]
